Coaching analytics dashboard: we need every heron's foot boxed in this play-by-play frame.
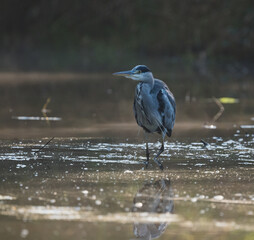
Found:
[143,161,149,169]
[159,164,164,171]
[153,158,164,171]
[145,151,149,169]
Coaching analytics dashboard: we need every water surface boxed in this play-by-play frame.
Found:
[0,73,253,239]
[0,129,253,240]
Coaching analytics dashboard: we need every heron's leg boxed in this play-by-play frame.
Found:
[153,134,165,170]
[145,142,149,168]
[143,132,150,168]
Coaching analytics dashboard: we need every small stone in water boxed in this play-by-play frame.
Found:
[247,211,253,215]
[134,202,143,208]
[20,229,29,238]
[213,195,224,201]
[200,209,205,214]
[82,190,89,196]
[199,195,205,199]
[234,193,242,197]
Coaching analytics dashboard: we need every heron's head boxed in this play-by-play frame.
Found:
[113,65,153,83]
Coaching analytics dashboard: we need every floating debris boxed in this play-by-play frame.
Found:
[191,197,198,203]
[0,195,16,200]
[124,170,134,174]
[213,195,224,201]
[240,125,254,129]
[204,124,217,129]
[16,164,26,169]
[12,116,62,121]
[20,229,29,238]
[134,202,143,208]
[82,190,89,196]
[95,200,102,205]
[219,97,239,104]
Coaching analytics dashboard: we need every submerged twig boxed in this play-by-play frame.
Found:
[203,97,224,129]
[34,137,55,153]
[211,97,224,123]
[41,97,51,126]
[41,97,51,114]
[200,139,209,147]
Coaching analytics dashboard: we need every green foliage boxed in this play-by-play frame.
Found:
[0,0,253,70]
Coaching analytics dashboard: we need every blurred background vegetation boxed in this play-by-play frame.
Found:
[0,0,253,137]
[1,0,254,72]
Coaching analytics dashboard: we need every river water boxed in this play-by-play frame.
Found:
[0,73,253,239]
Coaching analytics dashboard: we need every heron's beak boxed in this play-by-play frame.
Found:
[112,70,134,77]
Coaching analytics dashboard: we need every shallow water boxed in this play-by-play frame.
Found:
[0,128,253,240]
[0,73,253,239]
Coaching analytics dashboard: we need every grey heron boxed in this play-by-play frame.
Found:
[113,65,176,170]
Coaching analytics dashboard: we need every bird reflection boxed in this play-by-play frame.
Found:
[132,179,174,240]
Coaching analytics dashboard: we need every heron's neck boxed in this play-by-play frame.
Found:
[142,73,154,88]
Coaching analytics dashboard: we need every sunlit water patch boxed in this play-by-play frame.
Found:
[0,135,253,240]
[0,132,253,168]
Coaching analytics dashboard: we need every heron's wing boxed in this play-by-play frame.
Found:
[134,99,151,124]
[133,83,153,130]
[154,80,176,135]
[133,80,176,135]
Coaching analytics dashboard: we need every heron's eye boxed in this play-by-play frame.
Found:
[135,70,142,74]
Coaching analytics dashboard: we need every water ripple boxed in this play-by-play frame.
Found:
[0,133,253,167]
